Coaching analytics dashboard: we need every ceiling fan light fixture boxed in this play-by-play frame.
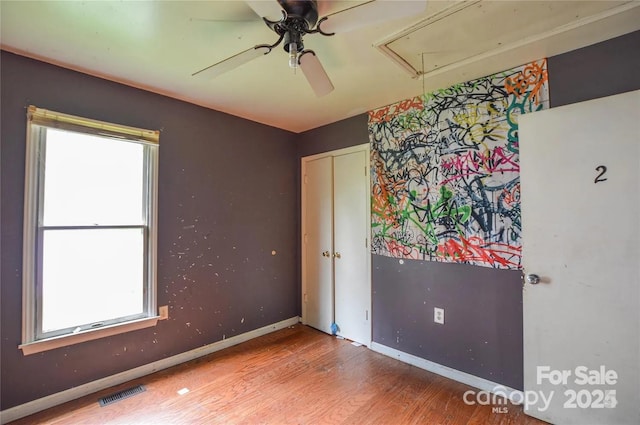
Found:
[288,42,298,68]
[283,28,304,69]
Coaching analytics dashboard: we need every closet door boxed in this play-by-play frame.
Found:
[302,156,334,334]
[302,145,370,343]
[333,151,370,345]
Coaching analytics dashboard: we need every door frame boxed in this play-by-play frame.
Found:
[301,143,371,345]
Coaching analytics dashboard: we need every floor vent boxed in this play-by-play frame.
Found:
[98,385,146,407]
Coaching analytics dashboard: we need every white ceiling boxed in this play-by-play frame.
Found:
[1,1,639,133]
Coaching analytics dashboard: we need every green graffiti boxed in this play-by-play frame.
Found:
[372,185,472,250]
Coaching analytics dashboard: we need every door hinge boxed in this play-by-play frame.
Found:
[304,234,308,244]
[366,310,369,321]
[304,174,308,184]
[365,238,368,248]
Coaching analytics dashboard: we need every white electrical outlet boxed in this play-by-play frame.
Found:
[434,307,445,324]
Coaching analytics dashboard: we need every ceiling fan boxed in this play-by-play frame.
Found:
[192,0,427,97]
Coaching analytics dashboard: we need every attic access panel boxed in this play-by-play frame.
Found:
[376,0,631,77]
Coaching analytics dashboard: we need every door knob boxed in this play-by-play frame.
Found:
[334,252,341,259]
[525,274,540,285]
[322,251,331,257]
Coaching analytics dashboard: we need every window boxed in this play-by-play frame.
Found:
[20,106,159,355]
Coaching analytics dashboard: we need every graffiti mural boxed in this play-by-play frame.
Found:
[369,60,549,269]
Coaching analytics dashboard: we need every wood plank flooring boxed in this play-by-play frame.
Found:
[10,324,548,424]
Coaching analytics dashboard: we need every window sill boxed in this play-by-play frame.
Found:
[19,316,160,355]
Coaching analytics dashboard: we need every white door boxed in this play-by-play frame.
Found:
[302,145,371,344]
[334,151,370,345]
[303,156,334,335]
[519,90,639,424]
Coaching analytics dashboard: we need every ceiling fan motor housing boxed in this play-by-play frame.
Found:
[278,0,319,28]
[278,0,319,53]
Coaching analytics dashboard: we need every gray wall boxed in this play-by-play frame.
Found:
[297,30,640,391]
[548,30,640,108]
[0,51,299,410]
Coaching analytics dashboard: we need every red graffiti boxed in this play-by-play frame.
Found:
[435,236,522,269]
[440,146,519,183]
[385,239,415,258]
[501,183,520,209]
[369,96,424,123]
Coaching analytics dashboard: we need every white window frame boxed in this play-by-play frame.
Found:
[20,106,160,355]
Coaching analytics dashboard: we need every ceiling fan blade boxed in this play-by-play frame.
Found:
[245,0,284,20]
[192,45,271,79]
[320,0,426,34]
[298,50,334,97]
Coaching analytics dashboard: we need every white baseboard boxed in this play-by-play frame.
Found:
[0,316,300,424]
[370,342,524,405]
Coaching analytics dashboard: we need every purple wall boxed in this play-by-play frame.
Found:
[0,51,298,409]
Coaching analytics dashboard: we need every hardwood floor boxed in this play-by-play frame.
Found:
[10,324,548,424]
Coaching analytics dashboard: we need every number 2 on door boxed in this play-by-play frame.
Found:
[594,165,607,183]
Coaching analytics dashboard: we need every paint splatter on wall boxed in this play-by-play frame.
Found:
[369,60,549,270]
